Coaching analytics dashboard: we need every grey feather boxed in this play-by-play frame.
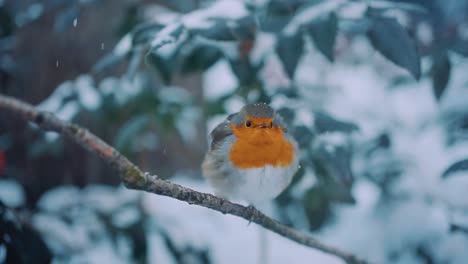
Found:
[242,103,274,118]
[209,114,235,150]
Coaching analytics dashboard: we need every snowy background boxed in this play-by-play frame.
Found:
[1,0,468,263]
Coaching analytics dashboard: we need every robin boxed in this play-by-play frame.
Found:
[202,103,300,205]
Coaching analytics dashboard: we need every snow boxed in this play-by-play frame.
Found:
[82,185,125,213]
[143,4,180,25]
[114,34,132,56]
[249,32,276,65]
[36,75,101,125]
[336,2,367,19]
[0,179,25,208]
[203,59,238,100]
[37,185,81,212]
[147,232,177,264]
[176,105,202,144]
[224,95,246,114]
[68,241,130,264]
[99,76,144,105]
[111,207,141,228]
[260,53,291,90]
[75,75,101,110]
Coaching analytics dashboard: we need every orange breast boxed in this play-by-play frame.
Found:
[229,124,294,169]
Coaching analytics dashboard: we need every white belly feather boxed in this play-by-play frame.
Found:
[202,135,300,205]
[231,165,298,205]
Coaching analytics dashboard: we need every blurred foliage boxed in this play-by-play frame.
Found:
[0,201,52,263]
[1,0,468,263]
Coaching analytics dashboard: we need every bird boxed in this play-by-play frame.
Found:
[202,103,300,205]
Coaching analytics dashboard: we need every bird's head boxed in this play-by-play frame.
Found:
[230,103,285,145]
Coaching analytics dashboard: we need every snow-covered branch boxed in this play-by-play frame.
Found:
[0,94,369,264]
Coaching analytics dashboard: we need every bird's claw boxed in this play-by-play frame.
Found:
[246,205,257,226]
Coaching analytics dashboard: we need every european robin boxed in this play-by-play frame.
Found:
[202,103,300,205]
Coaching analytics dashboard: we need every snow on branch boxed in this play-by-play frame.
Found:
[0,94,369,264]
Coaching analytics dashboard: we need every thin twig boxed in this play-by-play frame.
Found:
[0,94,369,264]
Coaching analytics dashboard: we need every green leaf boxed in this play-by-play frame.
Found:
[229,59,261,86]
[367,15,421,79]
[442,159,468,178]
[303,186,330,231]
[292,125,315,147]
[276,33,304,79]
[0,6,15,38]
[305,12,338,61]
[145,53,172,84]
[181,45,223,73]
[431,52,451,100]
[203,98,227,117]
[312,141,355,199]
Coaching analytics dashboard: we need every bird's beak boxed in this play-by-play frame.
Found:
[260,123,267,128]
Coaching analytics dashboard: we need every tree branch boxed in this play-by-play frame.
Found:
[0,94,369,264]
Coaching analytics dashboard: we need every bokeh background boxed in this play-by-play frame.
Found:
[1,0,468,263]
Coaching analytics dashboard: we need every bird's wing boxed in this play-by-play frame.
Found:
[209,113,236,151]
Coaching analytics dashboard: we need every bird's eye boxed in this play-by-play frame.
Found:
[245,121,252,127]
[270,122,273,128]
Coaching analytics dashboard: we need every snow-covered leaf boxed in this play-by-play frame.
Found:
[132,23,165,46]
[192,16,256,41]
[192,19,237,41]
[283,0,345,35]
[368,0,428,14]
[37,186,80,212]
[0,180,25,208]
[150,23,185,52]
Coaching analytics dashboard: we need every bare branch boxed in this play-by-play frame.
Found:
[0,94,369,264]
